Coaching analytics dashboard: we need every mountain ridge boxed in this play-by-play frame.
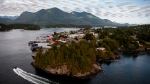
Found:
[0,7,135,26]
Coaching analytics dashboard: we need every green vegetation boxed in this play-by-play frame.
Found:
[8,24,40,30]
[0,24,12,31]
[34,24,150,76]
[35,40,94,75]
[34,34,117,75]
[96,24,150,50]
[0,24,40,31]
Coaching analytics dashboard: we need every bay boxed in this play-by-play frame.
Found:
[0,28,150,84]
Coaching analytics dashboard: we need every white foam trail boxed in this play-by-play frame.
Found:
[19,71,49,84]
[14,68,49,84]
[13,68,59,84]
[16,68,49,82]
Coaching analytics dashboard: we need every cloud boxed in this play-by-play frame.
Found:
[111,14,117,17]
[0,0,149,24]
[90,0,99,3]
[143,9,150,13]
[109,6,113,8]
[74,7,83,12]
[62,6,70,11]
[138,12,142,17]
[130,6,150,12]
[0,0,5,3]
[120,9,127,12]
[85,7,94,13]
[95,9,103,16]
[105,0,115,4]
[103,12,112,16]
[145,13,150,17]
[128,5,138,10]
[117,1,133,7]
[140,6,150,10]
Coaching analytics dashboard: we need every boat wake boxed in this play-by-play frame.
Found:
[13,67,59,84]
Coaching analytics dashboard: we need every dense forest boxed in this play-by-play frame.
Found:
[95,24,150,51]
[0,24,40,31]
[0,24,12,31]
[34,34,118,75]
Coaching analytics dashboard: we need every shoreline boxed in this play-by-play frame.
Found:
[31,62,103,79]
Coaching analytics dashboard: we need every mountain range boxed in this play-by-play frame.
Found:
[0,16,18,20]
[0,8,134,26]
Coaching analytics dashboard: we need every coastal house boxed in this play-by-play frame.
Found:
[59,37,66,41]
[66,38,76,44]
[55,40,59,44]
[60,32,68,36]
[90,32,95,35]
[77,31,84,34]
[94,33,99,38]
[104,26,117,28]
[48,35,53,39]
[68,34,78,38]
[96,47,106,51]
[48,39,55,45]
[78,34,85,39]
[130,35,137,39]
[92,27,102,29]
[109,33,113,35]
[58,40,66,44]
[132,41,139,44]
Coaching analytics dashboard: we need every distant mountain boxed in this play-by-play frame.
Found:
[0,16,18,20]
[0,18,13,24]
[0,7,134,26]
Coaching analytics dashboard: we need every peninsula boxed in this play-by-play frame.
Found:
[29,24,150,79]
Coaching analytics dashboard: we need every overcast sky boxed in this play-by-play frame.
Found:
[0,0,150,24]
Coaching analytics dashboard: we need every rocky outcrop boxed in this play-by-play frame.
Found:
[73,64,102,79]
[98,55,120,64]
[43,63,102,79]
[45,65,70,75]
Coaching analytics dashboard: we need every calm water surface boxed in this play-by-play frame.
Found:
[0,29,150,84]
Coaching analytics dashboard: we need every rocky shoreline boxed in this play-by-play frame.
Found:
[98,55,120,64]
[32,62,103,79]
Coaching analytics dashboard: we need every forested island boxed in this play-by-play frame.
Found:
[0,24,40,31]
[30,24,150,79]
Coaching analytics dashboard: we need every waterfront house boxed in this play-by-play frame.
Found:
[58,40,66,44]
[68,34,78,38]
[78,34,85,39]
[130,35,137,40]
[48,35,53,39]
[94,33,99,38]
[96,47,106,51]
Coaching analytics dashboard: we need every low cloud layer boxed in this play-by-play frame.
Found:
[0,0,149,24]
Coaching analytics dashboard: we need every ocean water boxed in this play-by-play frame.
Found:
[0,28,150,84]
